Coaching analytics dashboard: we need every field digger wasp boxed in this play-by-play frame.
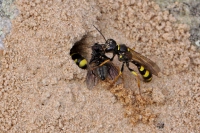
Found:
[70,52,87,69]
[70,39,87,69]
[93,25,160,93]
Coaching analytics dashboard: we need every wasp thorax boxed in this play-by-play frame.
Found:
[118,44,128,52]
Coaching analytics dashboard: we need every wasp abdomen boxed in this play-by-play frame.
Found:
[71,53,87,69]
[138,66,152,82]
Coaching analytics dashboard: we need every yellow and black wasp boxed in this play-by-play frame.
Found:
[70,39,87,69]
[93,25,160,92]
[86,43,119,89]
[104,40,160,87]
[70,52,87,69]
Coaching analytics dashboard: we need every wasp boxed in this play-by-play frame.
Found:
[86,43,119,89]
[70,52,87,69]
[93,25,160,92]
[70,39,87,69]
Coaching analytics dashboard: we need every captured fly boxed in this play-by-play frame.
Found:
[86,43,119,89]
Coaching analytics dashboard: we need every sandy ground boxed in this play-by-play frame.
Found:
[0,0,199,132]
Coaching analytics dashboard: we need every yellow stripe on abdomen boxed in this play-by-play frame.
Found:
[140,66,144,71]
[143,70,149,78]
[71,53,87,69]
[138,66,152,82]
[79,59,87,68]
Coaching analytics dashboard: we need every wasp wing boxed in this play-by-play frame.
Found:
[129,49,160,76]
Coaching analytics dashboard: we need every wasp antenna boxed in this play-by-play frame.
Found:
[93,25,107,42]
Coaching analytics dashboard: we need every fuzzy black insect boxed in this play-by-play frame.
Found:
[86,43,119,89]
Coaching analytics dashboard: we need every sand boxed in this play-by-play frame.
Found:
[0,0,199,132]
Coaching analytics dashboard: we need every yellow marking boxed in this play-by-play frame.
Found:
[128,48,130,51]
[119,55,122,59]
[70,53,76,56]
[79,59,87,67]
[143,70,149,77]
[131,71,138,76]
[146,77,152,81]
[140,66,144,71]
[74,59,78,63]
[118,45,120,50]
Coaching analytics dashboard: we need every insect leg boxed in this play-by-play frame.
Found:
[110,62,125,87]
[125,62,141,95]
[98,54,111,67]
[90,59,111,72]
[110,53,116,61]
[99,59,110,66]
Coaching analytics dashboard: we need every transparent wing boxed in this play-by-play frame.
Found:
[86,66,98,90]
[129,49,160,76]
[106,62,120,80]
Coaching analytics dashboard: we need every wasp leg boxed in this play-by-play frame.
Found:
[90,59,111,71]
[99,59,110,66]
[110,53,116,61]
[125,62,141,96]
[110,62,125,87]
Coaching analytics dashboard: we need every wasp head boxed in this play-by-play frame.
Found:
[103,39,117,52]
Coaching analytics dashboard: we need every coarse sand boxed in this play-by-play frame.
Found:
[0,0,199,132]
